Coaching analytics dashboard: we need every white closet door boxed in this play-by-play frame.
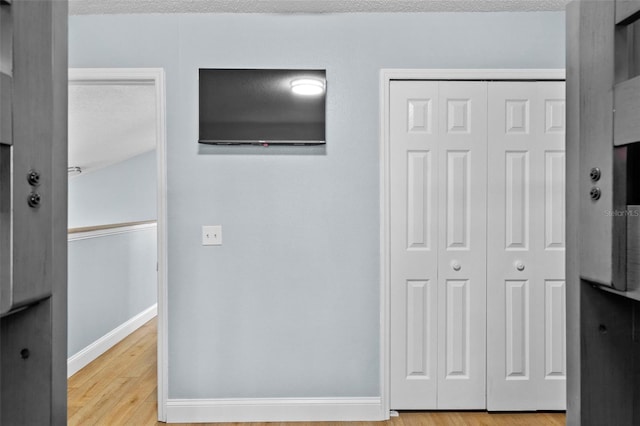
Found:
[486,81,566,411]
[389,81,439,409]
[436,82,487,409]
[389,81,488,409]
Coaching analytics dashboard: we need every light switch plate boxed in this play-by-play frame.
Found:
[202,225,222,246]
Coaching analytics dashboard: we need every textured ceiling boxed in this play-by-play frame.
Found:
[68,83,156,176]
[69,0,569,15]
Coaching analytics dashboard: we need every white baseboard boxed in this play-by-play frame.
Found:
[67,304,158,378]
[165,397,385,423]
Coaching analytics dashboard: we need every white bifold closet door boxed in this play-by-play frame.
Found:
[389,80,565,411]
[389,81,488,409]
[486,81,566,411]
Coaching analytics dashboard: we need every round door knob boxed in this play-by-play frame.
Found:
[515,261,525,271]
[451,261,461,271]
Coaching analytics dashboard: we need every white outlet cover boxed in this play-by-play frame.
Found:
[202,225,222,246]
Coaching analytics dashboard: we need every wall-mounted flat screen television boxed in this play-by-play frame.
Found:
[199,69,326,145]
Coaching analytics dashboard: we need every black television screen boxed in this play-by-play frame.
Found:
[199,69,326,145]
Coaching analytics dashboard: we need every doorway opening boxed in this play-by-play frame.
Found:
[66,68,167,421]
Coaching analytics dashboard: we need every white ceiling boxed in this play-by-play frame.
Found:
[68,83,156,176]
[69,0,569,15]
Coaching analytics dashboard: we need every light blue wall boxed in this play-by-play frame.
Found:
[68,228,157,355]
[69,150,157,228]
[70,11,565,399]
[68,151,158,357]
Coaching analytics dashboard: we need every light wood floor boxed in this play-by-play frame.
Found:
[68,318,566,425]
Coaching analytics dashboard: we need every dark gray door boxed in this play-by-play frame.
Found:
[0,0,67,424]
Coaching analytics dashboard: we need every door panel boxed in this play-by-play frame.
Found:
[505,279,530,379]
[407,151,432,249]
[445,151,471,249]
[390,81,439,409]
[505,151,530,249]
[487,81,566,411]
[436,82,487,409]
[444,279,469,378]
[544,279,566,378]
[545,152,566,250]
[390,81,487,409]
[405,279,433,378]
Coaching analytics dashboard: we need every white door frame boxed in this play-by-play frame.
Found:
[379,69,565,415]
[68,68,169,422]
